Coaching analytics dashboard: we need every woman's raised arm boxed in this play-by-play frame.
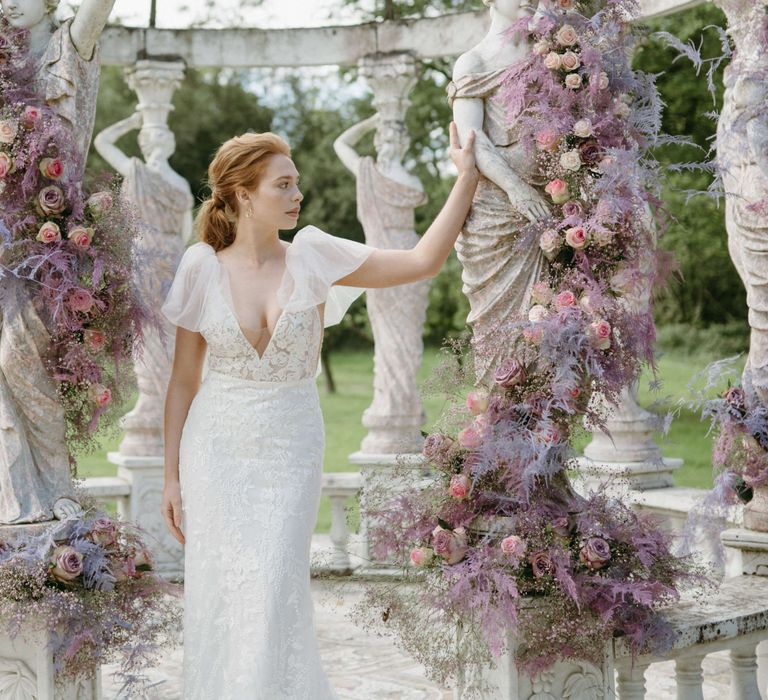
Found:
[337,122,478,289]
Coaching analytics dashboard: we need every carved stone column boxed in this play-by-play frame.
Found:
[356,51,429,456]
[108,59,188,580]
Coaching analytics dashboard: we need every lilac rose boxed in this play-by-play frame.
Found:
[578,139,603,166]
[432,525,468,565]
[37,185,66,215]
[722,386,746,413]
[90,517,118,547]
[50,545,83,582]
[579,537,611,570]
[529,550,554,578]
[495,358,526,389]
[562,200,584,218]
[422,433,456,465]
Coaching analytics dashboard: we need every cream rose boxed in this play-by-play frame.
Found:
[449,474,471,500]
[535,128,560,152]
[0,152,12,178]
[588,319,612,350]
[0,120,18,144]
[39,157,64,180]
[86,191,114,216]
[410,547,434,567]
[573,118,593,138]
[533,39,552,56]
[528,304,549,322]
[544,51,562,71]
[592,228,614,246]
[531,281,553,306]
[68,226,94,248]
[556,24,578,47]
[559,149,582,172]
[544,179,570,204]
[539,230,561,260]
[565,73,582,89]
[560,51,580,72]
[592,71,610,90]
[36,221,61,243]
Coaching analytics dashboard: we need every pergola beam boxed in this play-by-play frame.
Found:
[99,0,707,68]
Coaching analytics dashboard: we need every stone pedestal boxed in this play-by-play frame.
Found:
[722,528,768,578]
[577,384,682,493]
[107,452,183,580]
[350,451,426,576]
[455,630,613,699]
[0,626,100,699]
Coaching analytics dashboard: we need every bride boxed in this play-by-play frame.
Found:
[160,124,478,698]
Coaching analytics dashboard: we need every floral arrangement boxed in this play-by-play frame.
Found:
[0,507,180,691]
[357,0,698,691]
[0,18,150,454]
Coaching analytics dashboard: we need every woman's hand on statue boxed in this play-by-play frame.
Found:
[161,479,186,545]
[509,186,551,223]
[448,121,478,180]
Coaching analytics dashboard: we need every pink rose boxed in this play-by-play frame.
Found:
[431,525,468,565]
[22,106,42,128]
[560,51,580,71]
[84,329,106,352]
[572,118,593,138]
[565,73,583,89]
[90,517,118,547]
[50,545,83,582]
[39,157,64,180]
[539,229,561,260]
[422,433,457,465]
[529,550,554,578]
[564,225,588,249]
[558,0,574,7]
[528,304,548,322]
[89,383,112,407]
[562,200,583,218]
[559,149,582,172]
[69,288,94,313]
[410,547,434,567]
[535,128,560,152]
[449,474,471,500]
[556,24,578,47]
[592,71,610,90]
[523,326,543,344]
[86,191,114,216]
[495,358,526,389]
[588,319,612,350]
[68,226,94,248]
[0,152,13,178]
[466,390,489,416]
[555,290,576,309]
[543,51,562,71]
[38,185,65,215]
[0,119,18,144]
[579,537,611,570]
[544,179,570,204]
[531,281,553,306]
[458,426,482,450]
[500,535,526,561]
[36,221,61,243]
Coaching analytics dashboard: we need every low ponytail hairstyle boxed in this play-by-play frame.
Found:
[196,132,292,251]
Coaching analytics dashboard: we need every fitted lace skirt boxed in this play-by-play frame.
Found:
[179,370,337,699]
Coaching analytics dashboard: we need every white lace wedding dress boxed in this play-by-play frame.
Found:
[161,226,373,699]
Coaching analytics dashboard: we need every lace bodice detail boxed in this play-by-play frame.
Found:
[161,226,373,383]
[202,299,322,382]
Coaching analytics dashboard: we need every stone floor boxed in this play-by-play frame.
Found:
[101,579,733,699]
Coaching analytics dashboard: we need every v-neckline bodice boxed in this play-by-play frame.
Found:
[214,251,289,361]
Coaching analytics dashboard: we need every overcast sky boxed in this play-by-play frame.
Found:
[107,0,372,29]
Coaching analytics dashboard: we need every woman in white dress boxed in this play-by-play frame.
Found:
[160,124,477,699]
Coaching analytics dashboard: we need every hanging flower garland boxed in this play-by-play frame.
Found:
[357,0,699,689]
[0,18,150,455]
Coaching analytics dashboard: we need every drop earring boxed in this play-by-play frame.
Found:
[245,207,253,219]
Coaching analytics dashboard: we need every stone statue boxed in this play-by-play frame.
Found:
[716,0,768,404]
[0,0,116,523]
[449,0,551,385]
[94,63,192,457]
[335,108,430,454]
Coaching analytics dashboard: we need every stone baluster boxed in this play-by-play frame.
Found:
[675,655,705,700]
[323,474,360,574]
[730,644,762,700]
[616,661,648,700]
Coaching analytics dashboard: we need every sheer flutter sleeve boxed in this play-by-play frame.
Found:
[277,225,374,328]
[161,242,220,332]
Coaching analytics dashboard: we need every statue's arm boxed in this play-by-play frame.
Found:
[333,115,378,176]
[747,117,768,179]
[93,113,142,177]
[452,96,550,222]
[69,0,117,60]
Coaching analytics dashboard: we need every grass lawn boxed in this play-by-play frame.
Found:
[76,347,735,533]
